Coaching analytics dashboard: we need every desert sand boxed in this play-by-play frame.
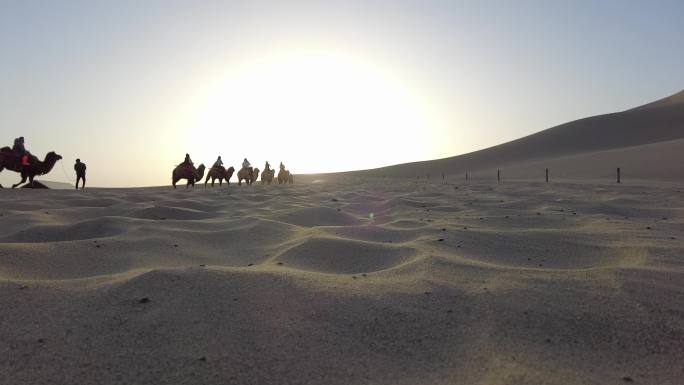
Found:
[1,177,683,385]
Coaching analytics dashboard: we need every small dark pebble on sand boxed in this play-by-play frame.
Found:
[622,377,633,382]
[199,264,205,267]
[277,262,283,265]
[546,338,551,343]
[424,291,432,295]
[37,338,45,343]
[441,228,446,231]
[198,357,207,362]
[438,238,444,242]
[247,263,253,266]
[139,297,150,304]
[646,226,652,230]
[18,285,28,290]
[331,198,338,202]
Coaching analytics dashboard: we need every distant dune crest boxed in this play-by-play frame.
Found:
[357,88,684,181]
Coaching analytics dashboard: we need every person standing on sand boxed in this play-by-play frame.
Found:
[74,159,86,189]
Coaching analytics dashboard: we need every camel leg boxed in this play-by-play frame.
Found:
[12,174,27,189]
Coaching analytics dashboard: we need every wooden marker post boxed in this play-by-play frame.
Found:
[617,168,621,184]
[546,168,549,183]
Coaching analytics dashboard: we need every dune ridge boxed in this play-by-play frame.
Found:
[341,89,684,181]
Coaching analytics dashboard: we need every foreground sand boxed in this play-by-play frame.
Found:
[1,179,683,384]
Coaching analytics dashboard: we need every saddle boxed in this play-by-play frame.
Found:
[2,148,33,166]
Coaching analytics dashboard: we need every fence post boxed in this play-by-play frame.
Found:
[617,168,621,184]
[497,169,500,184]
[546,168,549,183]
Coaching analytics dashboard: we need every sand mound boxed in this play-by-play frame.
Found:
[438,230,647,270]
[276,237,416,273]
[273,206,366,227]
[384,219,430,229]
[0,216,131,243]
[323,225,422,243]
[128,206,216,220]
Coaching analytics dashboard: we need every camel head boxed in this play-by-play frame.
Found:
[227,166,235,176]
[46,151,63,162]
[195,164,206,181]
[36,151,63,174]
[252,168,260,182]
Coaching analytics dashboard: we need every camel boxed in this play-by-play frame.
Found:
[0,148,63,188]
[204,166,235,188]
[261,168,275,184]
[278,168,294,185]
[172,163,205,188]
[237,167,260,186]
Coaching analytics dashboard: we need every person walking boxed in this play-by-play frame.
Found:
[74,158,87,189]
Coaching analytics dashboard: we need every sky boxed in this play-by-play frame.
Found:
[1,0,683,187]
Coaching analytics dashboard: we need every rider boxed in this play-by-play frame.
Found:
[182,153,193,167]
[13,137,30,166]
[242,158,251,170]
[279,161,285,171]
[264,161,271,172]
[213,156,223,168]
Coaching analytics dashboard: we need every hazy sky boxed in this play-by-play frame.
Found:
[2,0,683,187]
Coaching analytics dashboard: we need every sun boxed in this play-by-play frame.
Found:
[187,51,435,174]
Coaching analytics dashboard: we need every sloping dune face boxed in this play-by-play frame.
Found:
[356,89,684,181]
[1,180,684,385]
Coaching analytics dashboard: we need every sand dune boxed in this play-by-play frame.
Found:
[352,89,684,181]
[2,179,683,384]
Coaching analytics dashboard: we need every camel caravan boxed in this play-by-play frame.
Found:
[0,138,293,190]
[172,154,294,189]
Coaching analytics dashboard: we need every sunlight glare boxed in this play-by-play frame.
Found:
[187,51,434,174]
